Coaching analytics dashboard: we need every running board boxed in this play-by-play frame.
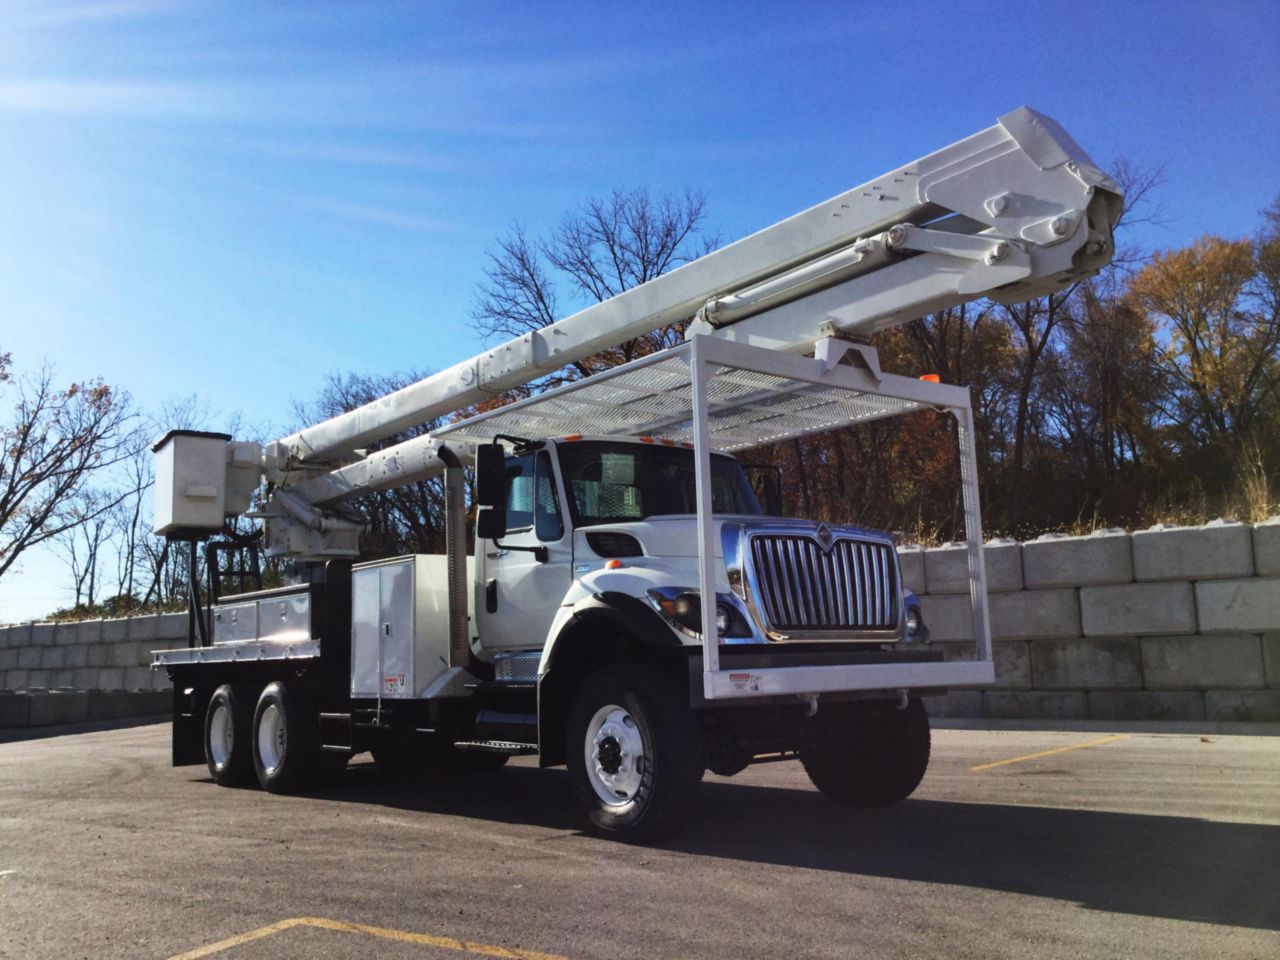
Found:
[452,740,538,756]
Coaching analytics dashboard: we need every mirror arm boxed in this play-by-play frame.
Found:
[493,541,549,563]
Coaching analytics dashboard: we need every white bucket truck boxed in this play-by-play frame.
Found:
[152,108,1121,839]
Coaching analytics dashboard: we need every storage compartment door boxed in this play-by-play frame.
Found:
[351,566,382,697]
[379,561,415,698]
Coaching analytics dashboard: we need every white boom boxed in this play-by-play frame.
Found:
[249,107,1119,556]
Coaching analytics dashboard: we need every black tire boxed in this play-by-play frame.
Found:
[251,680,320,794]
[800,697,931,807]
[565,664,702,841]
[204,684,253,787]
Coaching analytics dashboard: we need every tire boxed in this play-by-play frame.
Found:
[800,697,931,807]
[204,684,253,787]
[565,664,703,841]
[251,680,320,794]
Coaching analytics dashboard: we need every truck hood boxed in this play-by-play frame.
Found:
[577,515,898,561]
[580,515,755,559]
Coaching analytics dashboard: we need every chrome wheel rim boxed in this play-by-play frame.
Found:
[209,702,233,769]
[257,703,285,775]
[584,704,645,806]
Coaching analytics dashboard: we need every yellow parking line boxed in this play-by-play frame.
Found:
[301,917,573,959]
[166,916,575,960]
[970,733,1129,772]
[165,918,305,960]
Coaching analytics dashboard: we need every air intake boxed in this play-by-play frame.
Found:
[586,531,644,557]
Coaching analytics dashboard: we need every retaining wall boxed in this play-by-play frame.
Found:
[0,612,184,729]
[2,517,1278,727]
[904,518,1280,722]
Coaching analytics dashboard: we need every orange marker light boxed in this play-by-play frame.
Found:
[605,559,624,570]
[639,436,654,444]
[562,434,583,442]
[919,374,941,383]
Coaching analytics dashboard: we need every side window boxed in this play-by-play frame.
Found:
[534,451,564,541]
[504,454,535,531]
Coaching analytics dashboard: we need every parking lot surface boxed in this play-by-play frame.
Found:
[1,722,1277,960]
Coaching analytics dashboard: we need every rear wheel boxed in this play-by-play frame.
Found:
[251,681,320,794]
[801,697,931,806]
[566,665,702,841]
[204,684,253,786]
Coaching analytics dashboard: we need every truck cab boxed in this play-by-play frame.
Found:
[476,436,921,658]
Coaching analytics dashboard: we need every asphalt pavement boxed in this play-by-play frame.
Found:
[0,722,1277,959]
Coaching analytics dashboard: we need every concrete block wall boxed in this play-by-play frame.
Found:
[908,519,1280,723]
[0,613,184,728]
[3,517,1279,727]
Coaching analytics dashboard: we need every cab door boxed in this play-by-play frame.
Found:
[475,449,572,651]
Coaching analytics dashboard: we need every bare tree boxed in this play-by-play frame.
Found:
[54,491,114,608]
[294,371,449,558]
[471,188,715,383]
[996,158,1166,529]
[0,362,140,582]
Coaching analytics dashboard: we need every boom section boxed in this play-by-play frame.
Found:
[268,106,1120,478]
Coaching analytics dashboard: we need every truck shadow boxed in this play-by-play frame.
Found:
[324,761,1280,932]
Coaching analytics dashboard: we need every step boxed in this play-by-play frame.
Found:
[452,739,538,756]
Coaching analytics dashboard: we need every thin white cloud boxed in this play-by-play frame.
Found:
[8,0,183,28]
[241,139,465,171]
[0,78,247,119]
[295,196,455,234]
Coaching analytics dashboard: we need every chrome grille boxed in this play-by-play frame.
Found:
[748,535,898,632]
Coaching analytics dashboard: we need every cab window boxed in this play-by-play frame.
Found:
[534,451,563,541]
[504,451,564,541]
[504,454,535,531]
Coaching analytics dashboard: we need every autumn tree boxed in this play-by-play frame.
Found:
[994,160,1166,529]
[0,359,141,583]
[1132,234,1279,447]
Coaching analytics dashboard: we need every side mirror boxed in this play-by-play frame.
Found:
[475,444,505,508]
[476,506,508,541]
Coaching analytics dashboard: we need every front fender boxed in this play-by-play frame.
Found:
[536,591,688,768]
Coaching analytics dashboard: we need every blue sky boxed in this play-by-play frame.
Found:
[1,0,1278,619]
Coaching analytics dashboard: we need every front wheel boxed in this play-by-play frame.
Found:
[251,681,319,794]
[801,697,931,807]
[565,665,702,841]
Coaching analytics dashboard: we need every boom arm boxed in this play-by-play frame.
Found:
[154,107,1121,557]
[267,107,1120,478]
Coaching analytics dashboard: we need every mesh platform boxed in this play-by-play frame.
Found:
[437,343,925,453]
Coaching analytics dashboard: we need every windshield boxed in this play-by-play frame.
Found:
[556,440,762,528]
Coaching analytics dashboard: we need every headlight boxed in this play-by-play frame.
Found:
[905,606,921,635]
[647,588,752,639]
[903,601,927,642]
